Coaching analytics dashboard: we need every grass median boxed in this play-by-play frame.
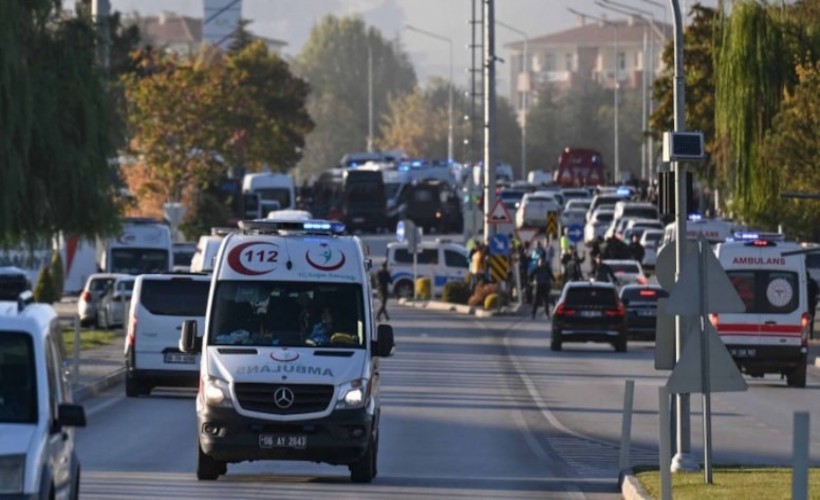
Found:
[636,467,820,499]
[62,328,119,352]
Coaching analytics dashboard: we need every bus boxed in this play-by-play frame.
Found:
[97,218,172,275]
[554,147,607,187]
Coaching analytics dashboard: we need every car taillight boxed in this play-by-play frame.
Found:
[127,315,137,346]
[709,313,719,327]
[555,303,576,316]
[82,291,91,302]
[606,303,625,317]
[801,312,810,345]
[637,275,647,285]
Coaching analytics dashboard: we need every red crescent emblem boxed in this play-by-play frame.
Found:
[305,249,346,271]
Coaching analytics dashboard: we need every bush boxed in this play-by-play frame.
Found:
[484,293,499,310]
[468,282,498,307]
[33,266,58,304]
[415,277,431,300]
[442,281,471,304]
[49,251,64,298]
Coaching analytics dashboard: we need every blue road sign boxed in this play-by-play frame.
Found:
[396,220,406,242]
[489,234,510,256]
[567,224,584,244]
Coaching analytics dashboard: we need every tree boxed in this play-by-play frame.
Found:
[49,251,64,299]
[494,96,523,177]
[297,15,416,172]
[33,266,58,305]
[761,61,820,241]
[0,1,121,246]
[228,19,255,54]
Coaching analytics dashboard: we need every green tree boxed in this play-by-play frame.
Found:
[494,96,523,178]
[0,1,121,246]
[228,19,255,54]
[761,61,820,241]
[33,266,58,305]
[49,251,64,299]
[297,15,416,172]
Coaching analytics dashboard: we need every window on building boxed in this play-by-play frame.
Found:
[617,52,626,72]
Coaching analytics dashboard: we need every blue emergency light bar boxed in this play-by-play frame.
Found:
[239,219,346,235]
[688,213,703,221]
[730,231,785,243]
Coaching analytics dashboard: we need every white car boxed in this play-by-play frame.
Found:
[97,275,135,329]
[584,207,615,243]
[77,273,128,327]
[560,208,587,230]
[1,294,86,499]
[602,259,647,286]
[640,229,664,268]
[386,240,470,298]
[516,192,560,228]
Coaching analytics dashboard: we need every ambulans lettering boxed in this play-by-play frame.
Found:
[236,364,334,377]
[732,256,786,266]
[227,241,280,276]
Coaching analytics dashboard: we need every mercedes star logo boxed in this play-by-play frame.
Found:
[273,387,295,409]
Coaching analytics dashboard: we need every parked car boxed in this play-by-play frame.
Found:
[0,294,86,499]
[97,276,135,329]
[602,259,647,286]
[77,273,127,327]
[640,229,664,269]
[619,284,669,340]
[551,281,628,352]
[125,273,211,397]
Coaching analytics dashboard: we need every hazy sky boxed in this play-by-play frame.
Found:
[100,0,710,93]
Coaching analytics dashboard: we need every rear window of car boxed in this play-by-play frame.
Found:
[609,263,641,274]
[139,279,210,316]
[595,212,614,223]
[727,270,799,314]
[393,248,437,265]
[621,287,668,302]
[90,278,114,292]
[623,207,659,220]
[565,287,618,307]
[643,232,663,243]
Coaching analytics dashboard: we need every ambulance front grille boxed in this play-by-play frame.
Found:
[234,383,334,415]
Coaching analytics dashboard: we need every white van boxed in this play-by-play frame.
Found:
[0,293,86,499]
[713,236,810,387]
[178,218,395,482]
[386,240,470,298]
[516,193,560,229]
[190,228,237,273]
[125,273,211,397]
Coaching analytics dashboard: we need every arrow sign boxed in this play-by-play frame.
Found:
[489,234,510,256]
[664,241,746,315]
[567,224,584,244]
[666,321,747,394]
[487,198,513,224]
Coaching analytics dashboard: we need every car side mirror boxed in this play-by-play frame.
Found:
[373,324,395,357]
[179,320,201,354]
[57,403,86,428]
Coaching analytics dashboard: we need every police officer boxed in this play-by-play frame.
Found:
[529,256,555,319]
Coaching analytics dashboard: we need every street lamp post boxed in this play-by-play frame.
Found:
[405,25,454,163]
[568,8,620,183]
[496,20,528,181]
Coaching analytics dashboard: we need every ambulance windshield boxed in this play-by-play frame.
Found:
[209,281,366,348]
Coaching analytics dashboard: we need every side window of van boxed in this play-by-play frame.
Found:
[393,249,412,264]
[445,250,468,269]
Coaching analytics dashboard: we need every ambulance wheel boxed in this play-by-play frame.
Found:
[394,280,413,299]
[350,434,377,483]
[197,444,223,481]
[787,364,807,388]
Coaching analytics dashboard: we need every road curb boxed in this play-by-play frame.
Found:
[72,367,125,403]
[620,469,652,500]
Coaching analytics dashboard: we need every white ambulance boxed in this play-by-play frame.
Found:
[712,234,810,387]
[179,218,395,482]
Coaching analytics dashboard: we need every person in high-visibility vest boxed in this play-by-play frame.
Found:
[559,227,570,256]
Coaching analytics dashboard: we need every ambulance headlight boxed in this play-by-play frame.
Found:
[0,454,25,494]
[336,379,369,409]
[203,377,233,408]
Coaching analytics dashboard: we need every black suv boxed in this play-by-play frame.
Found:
[551,281,627,352]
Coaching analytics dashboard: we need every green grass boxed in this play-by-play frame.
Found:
[62,329,119,352]
[636,467,820,499]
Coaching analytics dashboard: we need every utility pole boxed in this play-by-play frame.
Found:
[91,0,111,71]
[367,44,374,153]
[482,0,497,241]
[469,0,485,164]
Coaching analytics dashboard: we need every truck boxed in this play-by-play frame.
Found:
[97,218,173,275]
[553,147,607,187]
[242,172,296,216]
[311,169,387,232]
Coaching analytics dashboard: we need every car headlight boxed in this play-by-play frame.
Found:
[0,454,25,494]
[336,379,369,409]
[203,377,233,408]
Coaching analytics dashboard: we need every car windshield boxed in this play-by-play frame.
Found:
[209,281,366,348]
[0,332,37,424]
[141,279,210,316]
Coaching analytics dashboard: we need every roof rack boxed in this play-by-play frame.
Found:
[238,218,346,236]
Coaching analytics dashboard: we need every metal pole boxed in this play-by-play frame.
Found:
[793,412,810,500]
[640,27,648,180]
[658,386,673,500]
[613,24,620,184]
[669,0,696,473]
[482,0,497,242]
[367,44,374,153]
[73,315,81,385]
[619,379,635,472]
[448,39,454,163]
[699,239,713,483]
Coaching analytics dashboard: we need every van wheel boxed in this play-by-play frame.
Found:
[197,443,223,480]
[395,280,413,299]
[550,333,562,351]
[787,364,807,388]
[350,435,377,483]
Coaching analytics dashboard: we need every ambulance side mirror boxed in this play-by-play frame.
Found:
[374,324,395,357]
[179,320,201,354]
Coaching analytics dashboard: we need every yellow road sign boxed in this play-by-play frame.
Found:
[489,255,509,283]
[546,211,559,238]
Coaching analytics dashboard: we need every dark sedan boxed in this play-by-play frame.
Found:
[619,284,669,341]
[551,281,627,352]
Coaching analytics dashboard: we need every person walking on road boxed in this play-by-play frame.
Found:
[529,256,555,319]
[628,234,645,264]
[376,262,392,322]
